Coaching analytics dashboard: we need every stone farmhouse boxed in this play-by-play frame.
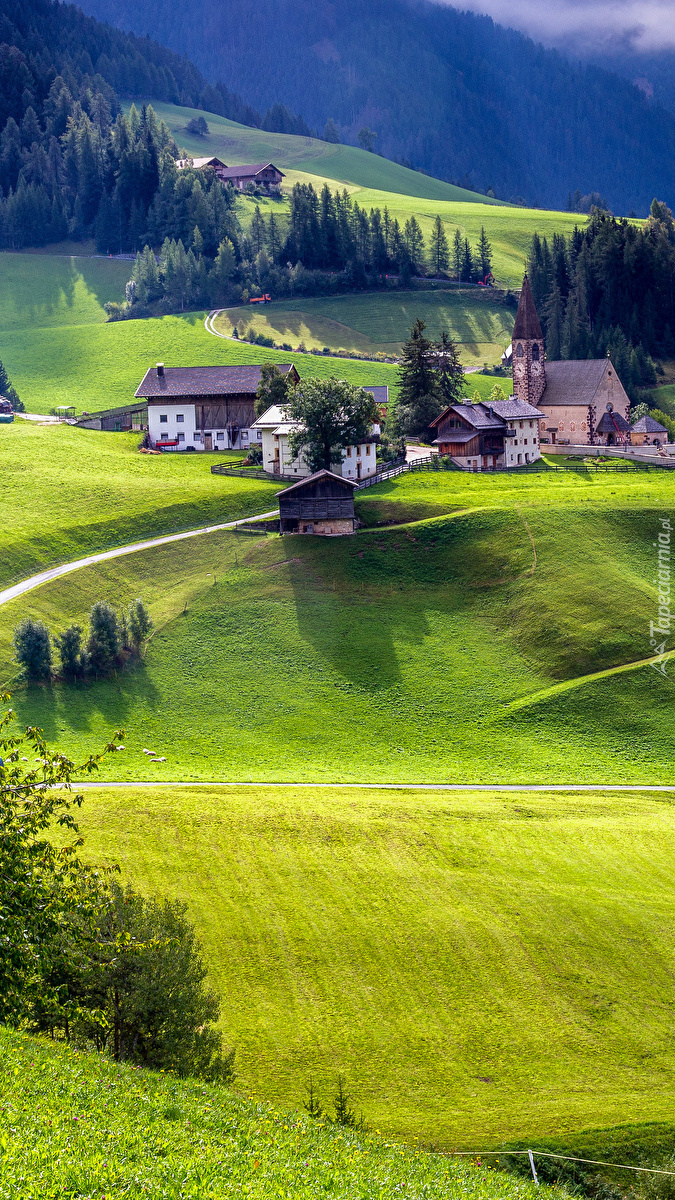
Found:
[512,276,630,447]
[135,363,299,451]
[277,470,358,535]
[429,397,542,470]
[175,156,285,191]
[252,386,387,480]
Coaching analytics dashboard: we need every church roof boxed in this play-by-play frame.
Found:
[512,276,543,341]
[631,414,669,433]
[540,359,610,406]
[596,409,630,434]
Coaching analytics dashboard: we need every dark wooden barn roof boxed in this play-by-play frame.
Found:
[136,363,298,398]
[276,469,358,499]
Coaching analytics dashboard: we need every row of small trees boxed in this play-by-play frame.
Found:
[13,599,152,682]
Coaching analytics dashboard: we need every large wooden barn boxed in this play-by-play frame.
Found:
[277,470,358,535]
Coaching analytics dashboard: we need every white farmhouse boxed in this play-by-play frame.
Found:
[251,386,387,479]
[135,362,299,451]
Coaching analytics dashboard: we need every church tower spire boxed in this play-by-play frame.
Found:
[512,275,546,406]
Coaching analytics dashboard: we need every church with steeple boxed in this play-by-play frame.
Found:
[511,276,631,447]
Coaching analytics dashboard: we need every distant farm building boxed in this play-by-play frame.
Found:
[135,362,299,450]
[175,156,285,191]
[77,402,147,432]
[252,386,387,479]
[277,470,358,535]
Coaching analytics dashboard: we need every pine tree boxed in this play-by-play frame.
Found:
[544,284,564,360]
[267,212,280,261]
[404,217,425,274]
[429,215,450,275]
[394,318,441,437]
[476,226,492,280]
[452,228,462,282]
[250,205,266,255]
[461,237,473,282]
[435,331,464,406]
[0,358,22,411]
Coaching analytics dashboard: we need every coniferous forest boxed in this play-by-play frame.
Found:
[526,204,675,401]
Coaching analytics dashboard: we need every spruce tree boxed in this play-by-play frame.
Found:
[476,226,492,280]
[461,237,473,282]
[452,228,462,282]
[250,205,266,255]
[429,215,450,275]
[436,331,464,406]
[394,318,441,437]
[0,359,21,410]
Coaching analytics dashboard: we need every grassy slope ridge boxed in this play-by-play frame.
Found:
[0,1028,555,1198]
[1,457,673,786]
[151,101,583,287]
[70,784,675,1145]
[142,101,504,205]
[214,291,515,365]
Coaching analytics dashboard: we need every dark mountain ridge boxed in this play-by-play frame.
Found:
[75,0,675,212]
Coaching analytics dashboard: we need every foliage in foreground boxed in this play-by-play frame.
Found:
[0,699,230,1080]
[0,1025,557,1200]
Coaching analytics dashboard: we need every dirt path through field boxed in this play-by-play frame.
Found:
[0,510,280,610]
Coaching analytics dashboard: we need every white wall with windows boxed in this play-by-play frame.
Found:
[148,402,262,451]
[504,417,541,467]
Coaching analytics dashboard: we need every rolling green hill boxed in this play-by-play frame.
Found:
[146,101,504,205]
[64,782,675,1146]
[214,290,515,365]
[0,1026,556,1198]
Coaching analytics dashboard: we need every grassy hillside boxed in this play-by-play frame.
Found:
[1,306,397,416]
[214,290,515,365]
[57,782,675,1146]
[145,101,503,205]
[2,463,673,785]
[148,102,584,287]
[0,251,129,333]
[0,421,280,589]
[0,1027,556,1197]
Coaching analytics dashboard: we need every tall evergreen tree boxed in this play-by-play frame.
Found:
[476,226,492,280]
[394,318,441,437]
[436,330,464,406]
[429,215,450,275]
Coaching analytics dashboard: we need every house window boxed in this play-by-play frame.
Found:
[524,438,528,445]
[194,432,202,441]
[159,414,168,424]
[217,432,225,440]
[532,344,540,360]
[346,446,352,457]
[177,432,185,443]
[558,421,565,431]
[176,414,184,423]
[570,422,575,432]
[606,402,614,412]
[581,421,587,432]
[516,343,524,357]
[366,444,371,454]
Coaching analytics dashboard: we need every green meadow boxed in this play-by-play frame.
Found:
[0,1027,557,1198]
[1,451,673,786]
[214,290,515,365]
[143,100,503,205]
[57,782,675,1147]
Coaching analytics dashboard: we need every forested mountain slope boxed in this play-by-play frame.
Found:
[78,0,675,213]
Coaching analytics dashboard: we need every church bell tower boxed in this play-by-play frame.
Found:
[512,275,546,406]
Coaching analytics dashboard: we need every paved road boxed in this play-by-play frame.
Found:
[0,511,279,610]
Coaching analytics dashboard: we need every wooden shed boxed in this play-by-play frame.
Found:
[277,470,358,536]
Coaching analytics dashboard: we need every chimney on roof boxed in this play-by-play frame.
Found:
[156,363,164,377]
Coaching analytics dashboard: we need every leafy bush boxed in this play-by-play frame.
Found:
[12,617,51,680]
[53,624,86,679]
[127,598,153,653]
[86,601,120,675]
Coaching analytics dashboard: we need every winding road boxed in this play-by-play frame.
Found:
[0,510,280,611]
